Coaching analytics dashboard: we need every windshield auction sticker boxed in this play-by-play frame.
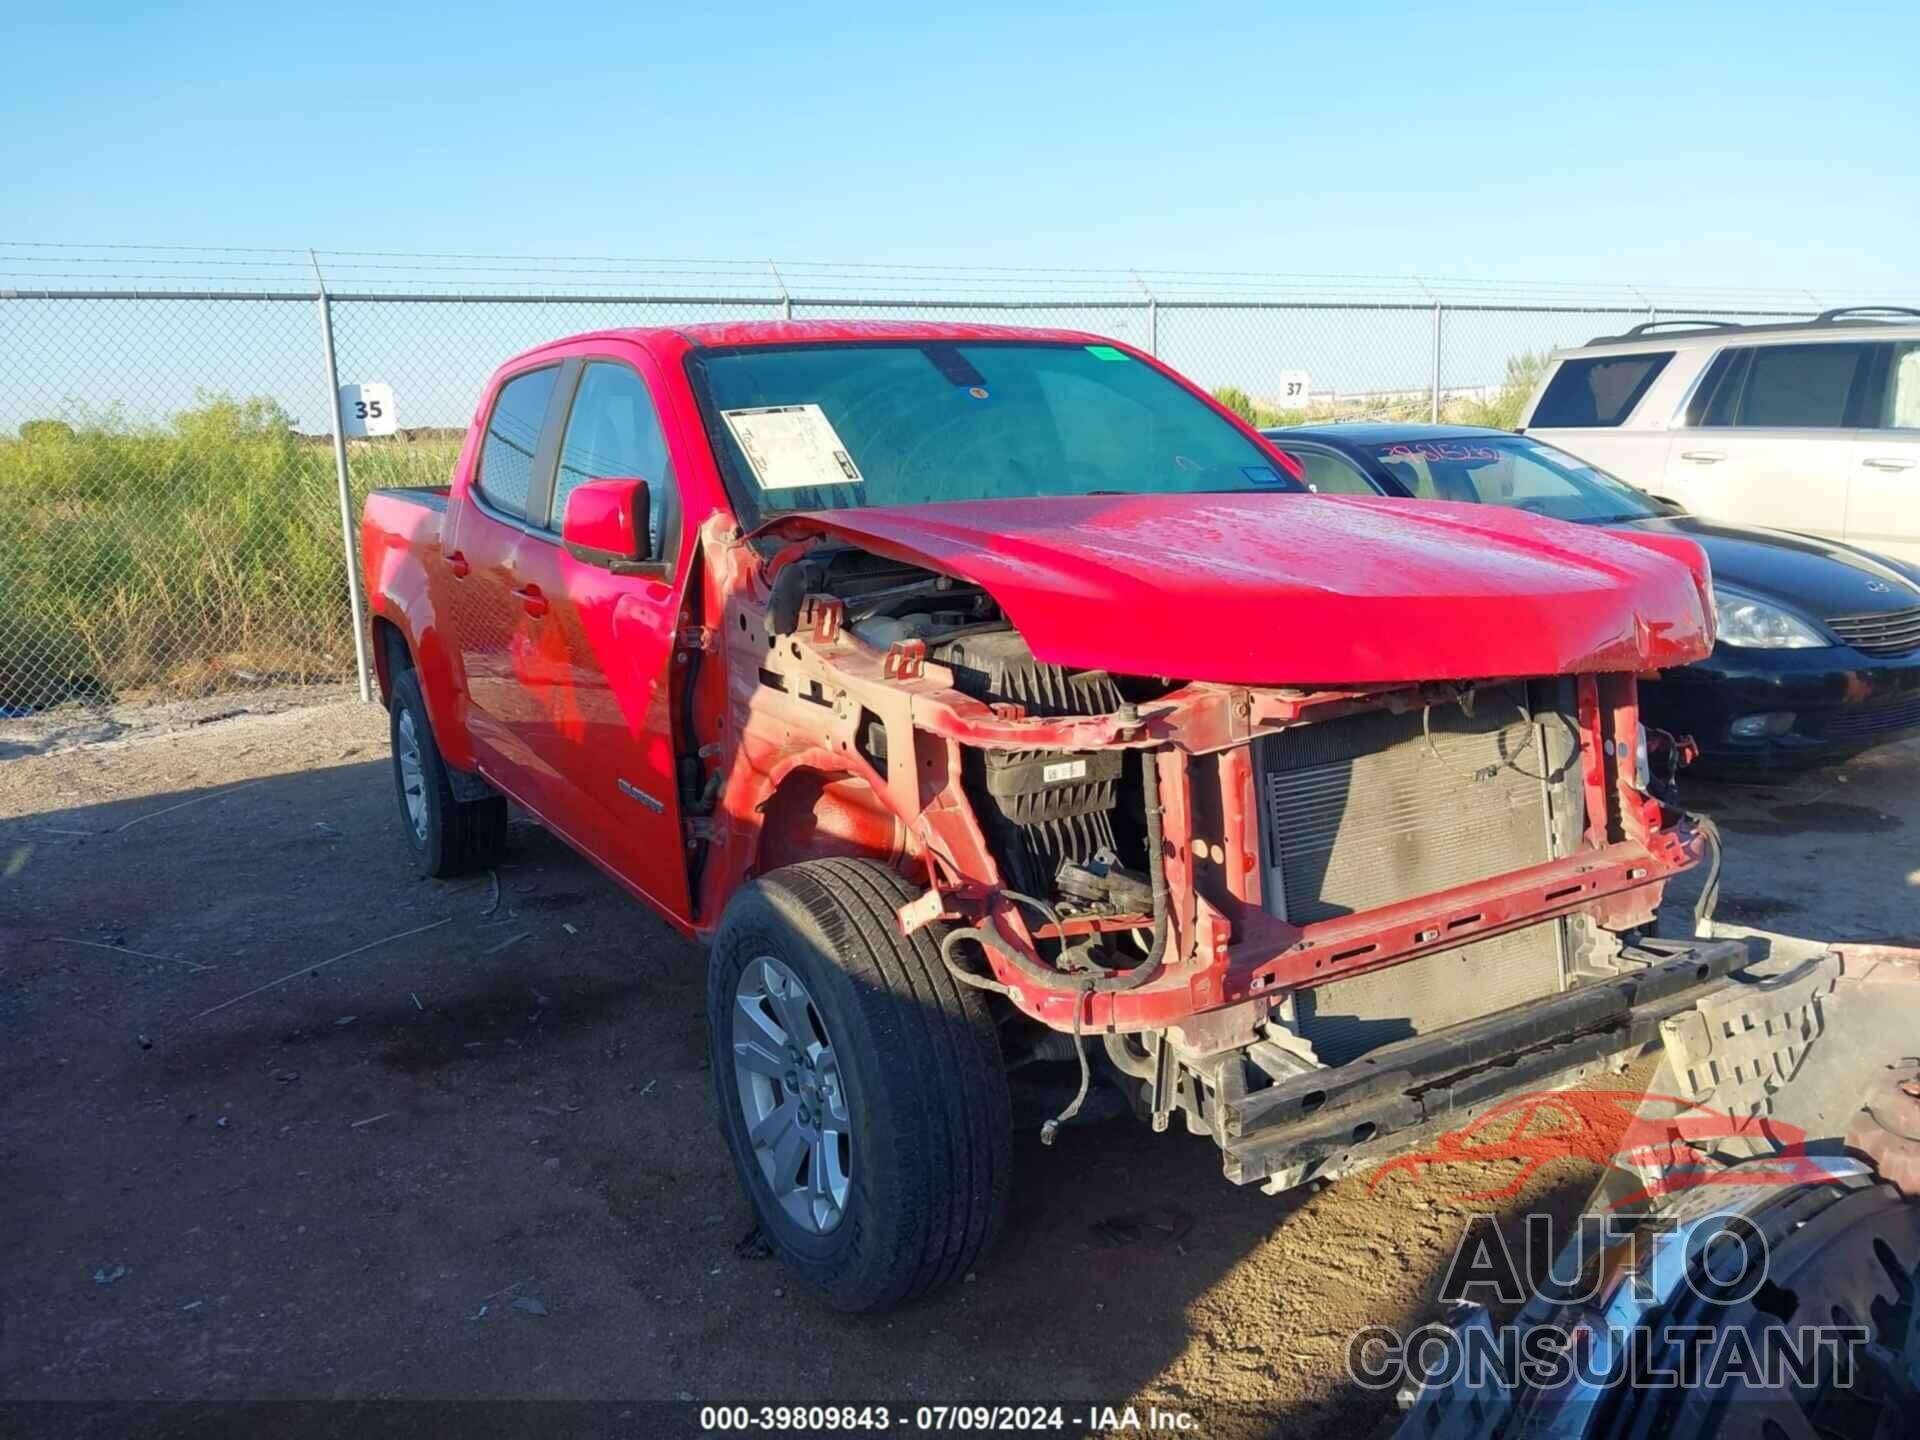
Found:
[720,403,864,490]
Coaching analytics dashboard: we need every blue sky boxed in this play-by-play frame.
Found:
[5,1,1917,290]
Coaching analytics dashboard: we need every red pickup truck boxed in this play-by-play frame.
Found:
[361,321,1739,1311]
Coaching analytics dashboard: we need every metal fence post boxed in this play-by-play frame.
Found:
[769,259,792,321]
[314,289,373,703]
[1131,272,1157,356]
[1430,303,1443,422]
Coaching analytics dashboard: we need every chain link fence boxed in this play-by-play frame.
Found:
[0,246,1865,713]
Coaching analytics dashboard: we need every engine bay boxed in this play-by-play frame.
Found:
[769,547,1174,959]
[683,521,1722,1188]
[722,536,1708,1057]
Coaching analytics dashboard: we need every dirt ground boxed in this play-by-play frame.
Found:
[2,691,1914,1437]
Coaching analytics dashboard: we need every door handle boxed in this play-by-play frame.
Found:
[446,550,471,579]
[1679,450,1726,464]
[513,583,549,618]
[1862,456,1917,472]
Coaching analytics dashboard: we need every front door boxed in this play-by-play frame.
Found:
[505,355,693,921]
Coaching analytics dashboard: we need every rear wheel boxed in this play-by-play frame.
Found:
[708,858,1011,1312]
[388,668,507,877]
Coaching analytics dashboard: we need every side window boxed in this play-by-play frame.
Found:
[1285,449,1378,497]
[474,367,560,518]
[1529,352,1672,428]
[551,362,676,556]
[1709,342,1871,429]
[1879,342,1920,430]
[1688,349,1745,426]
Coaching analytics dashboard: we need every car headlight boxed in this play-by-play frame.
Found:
[1712,586,1829,649]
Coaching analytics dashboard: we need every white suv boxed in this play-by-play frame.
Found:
[1519,307,1920,562]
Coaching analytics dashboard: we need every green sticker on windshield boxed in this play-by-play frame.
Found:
[1084,344,1130,362]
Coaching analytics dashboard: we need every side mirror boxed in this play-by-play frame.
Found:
[561,477,653,572]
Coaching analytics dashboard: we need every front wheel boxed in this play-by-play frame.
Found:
[708,858,1011,1312]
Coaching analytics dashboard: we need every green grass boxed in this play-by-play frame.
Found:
[0,396,460,708]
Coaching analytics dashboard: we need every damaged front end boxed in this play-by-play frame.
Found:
[697,512,1731,1195]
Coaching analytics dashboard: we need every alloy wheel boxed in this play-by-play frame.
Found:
[395,708,428,842]
[731,955,852,1234]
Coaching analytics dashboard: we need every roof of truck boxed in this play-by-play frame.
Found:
[680,319,1111,347]
[530,320,1116,357]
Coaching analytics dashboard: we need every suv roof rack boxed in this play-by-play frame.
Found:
[1815,305,1920,322]
[1582,318,1744,345]
[1584,306,1920,347]
[1621,318,1744,337]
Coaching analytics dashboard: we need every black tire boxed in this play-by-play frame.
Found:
[388,668,507,878]
[708,858,1012,1312]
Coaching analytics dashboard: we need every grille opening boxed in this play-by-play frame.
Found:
[1826,605,1920,656]
[1811,690,1920,739]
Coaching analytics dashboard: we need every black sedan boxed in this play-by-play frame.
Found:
[1261,423,1920,771]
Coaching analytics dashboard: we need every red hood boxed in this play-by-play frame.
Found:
[761,493,1713,685]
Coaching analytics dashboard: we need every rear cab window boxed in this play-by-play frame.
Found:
[1530,351,1673,428]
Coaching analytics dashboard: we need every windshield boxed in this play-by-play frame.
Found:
[1369,436,1662,524]
[686,341,1299,519]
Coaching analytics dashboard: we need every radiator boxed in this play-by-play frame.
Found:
[1256,683,1582,1065]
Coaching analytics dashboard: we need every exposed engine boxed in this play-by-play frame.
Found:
[793,547,1151,905]
[930,629,1128,898]
[791,549,1609,1052]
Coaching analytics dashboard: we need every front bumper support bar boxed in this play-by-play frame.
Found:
[1220,938,1752,1189]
